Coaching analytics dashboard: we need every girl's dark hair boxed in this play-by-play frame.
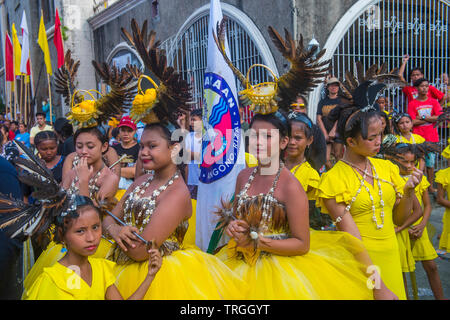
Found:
[143,123,187,181]
[250,111,290,160]
[378,111,391,136]
[413,77,428,88]
[337,106,380,145]
[111,127,120,140]
[250,111,290,137]
[74,126,108,146]
[288,112,326,171]
[34,130,58,147]
[392,113,412,135]
[395,143,419,159]
[53,196,101,244]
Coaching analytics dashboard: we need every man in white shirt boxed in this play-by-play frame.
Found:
[30,112,53,146]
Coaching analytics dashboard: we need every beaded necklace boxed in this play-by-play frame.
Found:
[237,162,285,234]
[292,158,307,176]
[68,157,104,198]
[341,159,386,230]
[123,170,180,233]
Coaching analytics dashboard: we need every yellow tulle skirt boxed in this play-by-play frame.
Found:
[395,228,416,272]
[216,230,374,300]
[23,238,114,294]
[113,245,248,300]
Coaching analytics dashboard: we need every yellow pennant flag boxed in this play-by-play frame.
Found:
[38,14,52,75]
[11,23,22,76]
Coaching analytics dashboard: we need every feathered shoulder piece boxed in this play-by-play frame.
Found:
[0,141,67,244]
[121,19,192,128]
[213,18,330,115]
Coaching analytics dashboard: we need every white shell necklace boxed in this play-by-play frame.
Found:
[123,170,180,232]
[341,159,386,230]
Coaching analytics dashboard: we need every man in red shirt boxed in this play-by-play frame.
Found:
[407,78,443,192]
[399,55,445,104]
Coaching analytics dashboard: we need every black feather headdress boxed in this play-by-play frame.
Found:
[55,49,138,129]
[213,18,330,115]
[121,19,192,128]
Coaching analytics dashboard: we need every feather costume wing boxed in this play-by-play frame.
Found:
[121,19,192,126]
[54,50,83,107]
[267,27,331,112]
[0,140,68,243]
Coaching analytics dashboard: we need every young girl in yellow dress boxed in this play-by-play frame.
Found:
[23,195,162,300]
[215,110,384,299]
[23,127,120,292]
[284,112,325,201]
[392,143,445,300]
[392,113,425,170]
[316,105,424,300]
[284,112,331,229]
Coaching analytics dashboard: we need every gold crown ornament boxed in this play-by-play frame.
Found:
[67,89,104,128]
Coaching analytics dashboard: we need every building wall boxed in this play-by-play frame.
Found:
[0,0,363,118]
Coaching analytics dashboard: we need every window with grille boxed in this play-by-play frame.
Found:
[331,0,449,168]
[160,14,273,123]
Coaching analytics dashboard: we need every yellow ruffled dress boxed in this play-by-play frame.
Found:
[290,161,320,201]
[23,238,113,294]
[216,165,373,300]
[393,175,432,272]
[316,158,407,300]
[407,176,438,261]
[395,133,425,144]
[436,167,450,253]
[109,180,247,300]
[23,257,116,300]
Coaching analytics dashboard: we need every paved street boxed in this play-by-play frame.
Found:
[403,196,449,300]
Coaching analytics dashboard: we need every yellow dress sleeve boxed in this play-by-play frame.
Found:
[245,152,258,167]
[92,258,117,290]
[291,162,320,200]
[435,168,450,188]
[22,272,69,300]
[315,163,354,214]
[413,134,425,144]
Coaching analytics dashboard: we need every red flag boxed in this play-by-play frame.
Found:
[53,8,64,68]
[5,32,14,82]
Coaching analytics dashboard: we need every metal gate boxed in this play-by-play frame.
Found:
[332,0,449,168]
[160,14,274,123]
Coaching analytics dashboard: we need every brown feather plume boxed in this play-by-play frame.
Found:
[54,50,83,107]
[121,19,192,126]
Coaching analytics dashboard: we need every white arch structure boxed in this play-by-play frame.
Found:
[309,0,380,121]
[309,0,450,121]
[166,3,279,76]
